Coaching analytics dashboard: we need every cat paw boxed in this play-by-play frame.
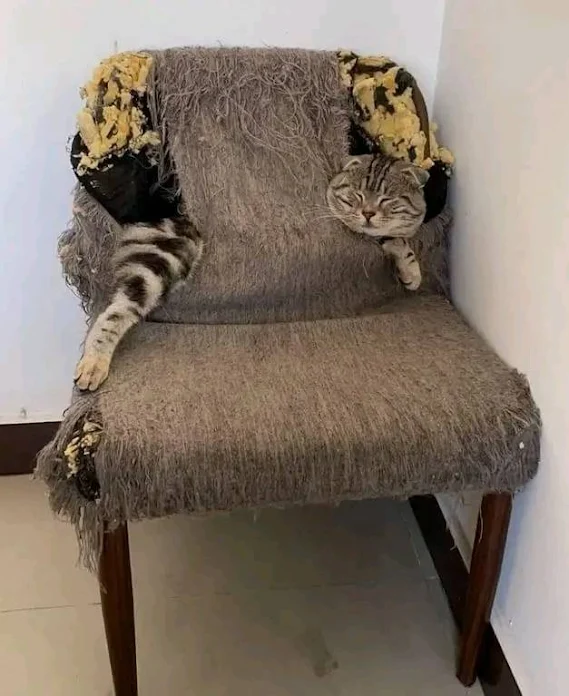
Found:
[74,353,111,391]
[401,276,421,291]
[399,263,422,291]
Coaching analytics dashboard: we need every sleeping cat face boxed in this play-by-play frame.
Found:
[326,154,428,238]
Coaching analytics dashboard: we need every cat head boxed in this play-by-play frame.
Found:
[326,155,428,238]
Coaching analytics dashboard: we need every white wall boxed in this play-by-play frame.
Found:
[434,1,569,693]
[0,0,445,423]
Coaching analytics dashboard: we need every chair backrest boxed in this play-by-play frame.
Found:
[63,48,450,323]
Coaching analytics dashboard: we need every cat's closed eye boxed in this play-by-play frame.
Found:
[337,189,368,211]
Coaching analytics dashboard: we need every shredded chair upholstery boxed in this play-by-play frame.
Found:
[37,48,539,570]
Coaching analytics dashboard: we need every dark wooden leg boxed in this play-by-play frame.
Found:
[99,523,138,696]
[457,492,512,687]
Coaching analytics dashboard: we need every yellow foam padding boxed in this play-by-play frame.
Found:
[63,419,103,477]
[338,50,454,171]
[76,51,160,174]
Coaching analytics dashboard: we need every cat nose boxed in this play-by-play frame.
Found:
[363,211,374,222]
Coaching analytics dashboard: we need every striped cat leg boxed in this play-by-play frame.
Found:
[74,268,162,391]
[382,238,422,290]
[74,219,202,391]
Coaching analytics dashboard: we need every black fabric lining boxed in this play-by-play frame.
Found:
[71,78,447,227]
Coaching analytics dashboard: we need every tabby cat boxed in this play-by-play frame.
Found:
[327,154,429,288]
[75,155,426,392]
[74,218,203,391]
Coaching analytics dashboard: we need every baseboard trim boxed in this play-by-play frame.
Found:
[410,495,521,696]
[0,421,60,475]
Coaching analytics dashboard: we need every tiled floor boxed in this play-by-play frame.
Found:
[0,476,482,695]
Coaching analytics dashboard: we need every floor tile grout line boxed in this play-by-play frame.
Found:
[0,572,443,616]
[0,601,101,616]
[0,577,420,615]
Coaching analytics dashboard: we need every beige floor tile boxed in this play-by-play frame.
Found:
[0,583,479,696]
[0,605,111,696]
[130,498,420,599]
[135,583,480,696]
[1,478,482,694]
[0,476,99,611]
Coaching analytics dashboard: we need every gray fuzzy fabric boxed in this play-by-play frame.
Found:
[37,296,539,569]
[58,186,121,316]
[60,183,452,318]
[37,47,539,569]
[58,48,451,322]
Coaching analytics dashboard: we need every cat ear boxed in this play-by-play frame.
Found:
[399,162,430,188]
[341,156,365,171]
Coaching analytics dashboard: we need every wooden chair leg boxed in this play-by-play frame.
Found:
[457,492,512,687]
[99,523,138,696]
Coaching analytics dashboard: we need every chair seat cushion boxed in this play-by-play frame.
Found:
[38,296,539,532]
